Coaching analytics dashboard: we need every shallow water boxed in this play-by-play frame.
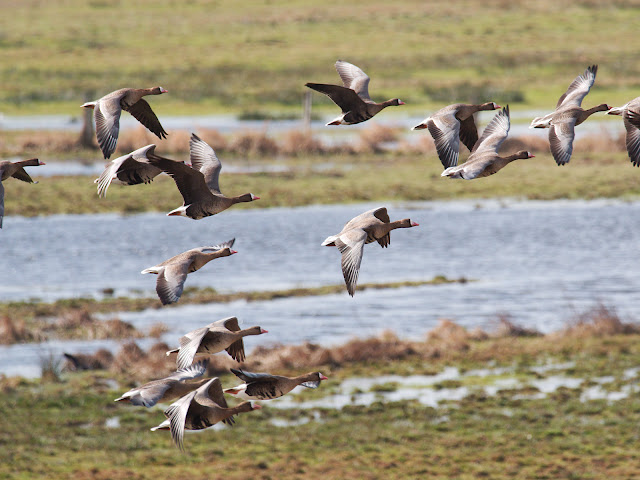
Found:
[2,199,640,376]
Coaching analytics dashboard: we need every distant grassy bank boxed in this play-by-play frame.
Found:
[2,1,640,116]
[4,145,640,220]
[3,311,640,479]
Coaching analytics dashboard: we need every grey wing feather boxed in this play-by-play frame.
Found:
[94,102,120,159]
[156,263,189,305]
[556,65,597,109]
[203,238,235,252]
[549,121,576,166]
[624,109,640,166]
[335,229,367,296]
[472,106,510,154]
[335,60,372,101]
[427,115,461,168]
[164,390,197,451]
[189,133,222,194]
[176,326,211,369]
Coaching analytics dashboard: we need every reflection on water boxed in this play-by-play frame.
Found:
[2,199,640,376]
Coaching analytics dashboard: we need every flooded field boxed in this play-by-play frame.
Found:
[2,199,640,376]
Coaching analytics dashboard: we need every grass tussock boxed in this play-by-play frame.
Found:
[557,304,640,338]
[0,315,41,344]
[56,310,142,341]
[65,303,639,378]
[356,124,401,153]
[110,341,175,381]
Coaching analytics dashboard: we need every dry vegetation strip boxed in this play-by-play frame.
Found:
[0,277,466,344]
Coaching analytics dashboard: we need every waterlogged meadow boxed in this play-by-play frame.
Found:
[3,316,640,479]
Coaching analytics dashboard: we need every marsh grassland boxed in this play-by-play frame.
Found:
[3,314,640,480]
[1,0,640,115]
[4,1,640,478]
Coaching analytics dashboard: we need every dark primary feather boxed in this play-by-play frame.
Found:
[125,99,168,139]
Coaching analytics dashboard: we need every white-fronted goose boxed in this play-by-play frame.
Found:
[412,102,501,168]
[306,60,405,125]
[150,377,261,451]
[144,133,259,219]
[529,65,610,165]
[608,96,640,166]
[442,106,534,179]
[0,158,45,228]
[322,207,419,296]
[141,239,237,305]
[166,316,268,369]
[94,144,166,197]
[114,360,209,407]
[81,87,168,159]
[224,369,328,400]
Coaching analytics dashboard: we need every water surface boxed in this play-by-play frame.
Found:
[2,199,639,376]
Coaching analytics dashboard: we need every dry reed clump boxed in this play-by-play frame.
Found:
[423,319,471,358]
[56,310,142,340]
[356,124,401,153]
[0,315,40,344]
[246,342,331,372]
[329,331,416,364]
[229,130,279,157]
[109,341,175,380]
[557,304,640,338]
[279,130,326,155]
[500,135,550,155]
[194,129,228,152]
[148,323,169,338]
[116,127,188,155]
[396,134,437,155]
[2,131,80,156]
[574,130,626,156]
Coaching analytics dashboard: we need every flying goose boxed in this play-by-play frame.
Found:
[114,360,209,407]
[442,106,534,179]
[529,65,610,165]
[144,133,259,219]
[224,369,328,400]
[322,207,419,296]
[412,102,501,168]
[608,96,640,166]
[151,376,261,451]
[81,87,168,159]
[306,60,405,125]
[141,239,236,305]
[94,144,167,197]
[0,158,45,228]
[166,316,268,369]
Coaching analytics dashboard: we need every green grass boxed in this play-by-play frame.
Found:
[3,332,640,479]
[4,150,640,220]
[2,1,640,115]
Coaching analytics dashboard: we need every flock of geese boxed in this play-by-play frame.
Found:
[3,60,640,450]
